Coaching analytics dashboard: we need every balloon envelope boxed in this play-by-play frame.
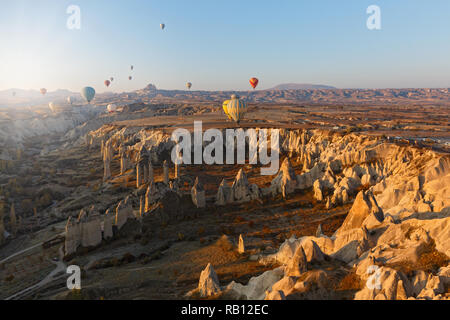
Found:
[107,104,118,113]
[40,88,47,95]
[160,23,165,30]
[250,78,259,89]
[129,76,132,80]
[104,80,111,87]
[81,87,96,103]
[227,95,248,123]
[110,77,114,82]
[222,100,232,119]
[67,96,74,104]
[186,82,192,90]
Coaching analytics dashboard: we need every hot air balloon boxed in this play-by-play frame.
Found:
[48,102,56,113]
[128,76,133,81]
[131,65,134,71]
[186,82,192,90]
[110,77,114,82]
[107,104,118,113]
[81,87,96,104]
[67,96,75,105]
[12,91,16,97]
[222,100,232,120]
[227,95,248,124]
[104,80,111,87]
[160,23,165,30]
[249,77,259,90]
[40,88,47,95]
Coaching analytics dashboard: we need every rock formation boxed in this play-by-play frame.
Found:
[284,245,307,277]
[238,234,245,254]
[163,160,169,185]
[198,263,221,298]
[115,196,134,230]
[270,158,297,198]
[216,179,232,206]
[337,190,384,235]
[191,177,206,208]
[230,169,261,203]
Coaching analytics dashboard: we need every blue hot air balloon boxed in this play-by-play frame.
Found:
[81,87,96,104]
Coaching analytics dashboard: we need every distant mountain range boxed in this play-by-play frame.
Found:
[268,83,336,90]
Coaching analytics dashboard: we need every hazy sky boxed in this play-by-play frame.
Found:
[0,0,449,92]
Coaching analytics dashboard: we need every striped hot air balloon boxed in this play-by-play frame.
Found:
[227,95,248,124]
[249,77,259,89]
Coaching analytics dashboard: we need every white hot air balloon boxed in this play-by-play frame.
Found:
[107,104,118,113]
[49,102,57,113]
[67,96,75,105]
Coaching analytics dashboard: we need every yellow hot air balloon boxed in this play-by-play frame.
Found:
[227,95,248,124]
[222,100,232,120]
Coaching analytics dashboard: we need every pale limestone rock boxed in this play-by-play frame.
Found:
[270,158,297,197]
[223,267,284,300]
[231,169,251,202]
[115,196,134,229]
[238,234,245,254]
[302,239,325,263]
[191,177,206,208]
[198,263,221,298]
[354,267,412,300]
[216,179,232,206]
[285,245,307,277]
[80,213,102,248]
[313,180,324,202]
[264,290,286,300]
[65,217,81,256]
[337,190,384,235]
[103,140,113,181]
[269,276,296,297]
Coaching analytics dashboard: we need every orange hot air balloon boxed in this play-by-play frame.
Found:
[249,78,259,90]
[104,80,111,87]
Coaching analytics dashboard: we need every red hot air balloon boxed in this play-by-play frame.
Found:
[104,80,111,87]
[249,78,259,90]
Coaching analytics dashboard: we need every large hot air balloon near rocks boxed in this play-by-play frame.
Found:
[81,87,96,104]
[249,77,259,90]
[227,95,248,124]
